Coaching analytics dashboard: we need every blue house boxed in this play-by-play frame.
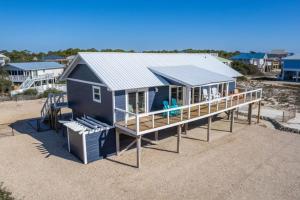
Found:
[231,53,268,71]
[281,54,300,82]
[60,52,263,167]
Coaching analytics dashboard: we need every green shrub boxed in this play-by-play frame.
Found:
[39,88,64,98]
[0,182,15,200]
[0,79,12,94]
[22,88,38,96]
[231,61,263,76]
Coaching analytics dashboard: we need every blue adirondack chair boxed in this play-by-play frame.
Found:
[171,98,180,115]
[163,100,178,117]
[162,100,170,117]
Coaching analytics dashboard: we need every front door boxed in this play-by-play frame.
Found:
[127,90,147,115]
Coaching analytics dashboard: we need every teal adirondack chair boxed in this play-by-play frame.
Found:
[163,100,178,117]
[171,98,180,115]
[162,100,170,117]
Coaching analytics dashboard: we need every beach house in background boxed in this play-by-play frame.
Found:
[0,54,10,66]
[267,49,290,70]
[42,55,67,64]
[230,52,268,71]
[4,62,65,95]
[57,52,262,167]
[281,54,300,82]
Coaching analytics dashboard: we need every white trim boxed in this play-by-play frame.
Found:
[67,78,106,87]
[112,91,116,123]
[116,97,262,136]
[92,86,101,103]
[125,88,148,113]
[82,133,88,164]
[169,85,186,105]
[62,54,109,89]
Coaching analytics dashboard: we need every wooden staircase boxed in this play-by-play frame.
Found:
[40,93,68,131]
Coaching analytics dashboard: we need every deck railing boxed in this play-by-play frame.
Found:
[115,88,262,135]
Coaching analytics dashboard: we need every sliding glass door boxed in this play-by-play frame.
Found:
[170,86,184,105]
[127,90,147,115]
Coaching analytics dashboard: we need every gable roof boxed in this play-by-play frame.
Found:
[149,65,233,87]
[62,52,242,91]
[231,53,266,60]
[7,62,64,70]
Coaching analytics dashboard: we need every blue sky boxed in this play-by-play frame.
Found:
[1,0,300,53]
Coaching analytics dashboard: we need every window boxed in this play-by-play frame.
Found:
[92,86,101,103]
[170,86,184,105]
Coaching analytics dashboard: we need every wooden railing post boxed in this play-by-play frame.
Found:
[152,114,155,128]
[198,104,201,116]
[180,109,183,121]
[136,115,140,133]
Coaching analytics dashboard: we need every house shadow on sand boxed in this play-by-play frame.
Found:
[10,116,82,164]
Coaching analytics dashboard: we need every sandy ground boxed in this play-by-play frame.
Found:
[0,100,300,200]
[0,99,45,124]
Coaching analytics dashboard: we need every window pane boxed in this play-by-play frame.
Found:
[94,94,100,100]
[128,92,136,113]
[94,88,100,94]
[178,87,183,105]
[194,87,200,103]
[137,91,145,113]
[171,87,177,100]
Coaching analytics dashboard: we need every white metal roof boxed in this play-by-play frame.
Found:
[62,52,242,91]
[149,65,234,86]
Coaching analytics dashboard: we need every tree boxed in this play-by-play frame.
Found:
[0,68,12,94]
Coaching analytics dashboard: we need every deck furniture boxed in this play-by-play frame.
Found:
[211,87,221,99]
[202,89,209,101]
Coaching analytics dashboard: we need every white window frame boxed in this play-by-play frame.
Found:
[92,86,101,103]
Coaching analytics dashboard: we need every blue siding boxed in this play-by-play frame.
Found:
[283,60,300,70]
[67,80,113,125]
[85,129,116,163]
[69,64,103,83]
[149,86,170,111]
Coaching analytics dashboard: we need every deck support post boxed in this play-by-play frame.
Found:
[257,101,261,123]
[248,103,253,125]
[230,109,234,133]
[116,129,120,156]
[177,125,181,153]
[136,136,141,168]
[184,123,188,134]
[207,116,212,142]
[154,131,159,141]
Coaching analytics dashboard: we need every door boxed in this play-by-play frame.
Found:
[170,86,184,106]
[127,90,147,115]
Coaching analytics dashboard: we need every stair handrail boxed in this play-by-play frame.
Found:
[40,93,53,122]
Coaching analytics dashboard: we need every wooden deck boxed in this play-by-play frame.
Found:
[115,90,262,135]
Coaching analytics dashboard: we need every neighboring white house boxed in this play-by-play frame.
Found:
[0,54,10,66]
[230,53,268,72]
[4,62,65,83]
